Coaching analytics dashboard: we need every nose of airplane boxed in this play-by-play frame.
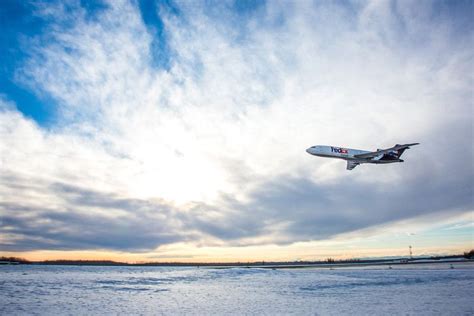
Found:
[306,147,312,154]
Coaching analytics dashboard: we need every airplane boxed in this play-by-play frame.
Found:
[306,143,419,170]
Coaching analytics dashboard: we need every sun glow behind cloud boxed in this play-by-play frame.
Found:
[0,0,472,260]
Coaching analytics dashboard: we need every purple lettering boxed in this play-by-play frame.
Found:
[331,147,348,154]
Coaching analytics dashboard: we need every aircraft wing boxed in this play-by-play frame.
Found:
[347,161,360,170]
[354,143,419,159]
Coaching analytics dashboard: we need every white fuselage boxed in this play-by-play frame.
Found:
[306,145,401,164]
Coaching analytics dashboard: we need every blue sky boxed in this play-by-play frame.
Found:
[1,0,51,124]
[1,0,472,125]
[0,0,472,261]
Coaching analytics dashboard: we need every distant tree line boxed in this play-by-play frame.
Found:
[464,249,474,259]
[1,250,473,266]
[0,256,31,264]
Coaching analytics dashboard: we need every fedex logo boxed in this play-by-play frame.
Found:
[331,147,348,154]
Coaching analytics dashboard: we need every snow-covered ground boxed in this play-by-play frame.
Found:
[1,262,473,315]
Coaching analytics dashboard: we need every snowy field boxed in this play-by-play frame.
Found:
[1,262,473,315]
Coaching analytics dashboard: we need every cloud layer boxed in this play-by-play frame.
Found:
[1,0,472,253]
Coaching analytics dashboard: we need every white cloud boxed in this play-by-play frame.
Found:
[1,0,472,252]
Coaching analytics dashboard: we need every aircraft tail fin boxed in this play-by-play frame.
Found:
[393,143,419,158]
[354,143,419,159]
